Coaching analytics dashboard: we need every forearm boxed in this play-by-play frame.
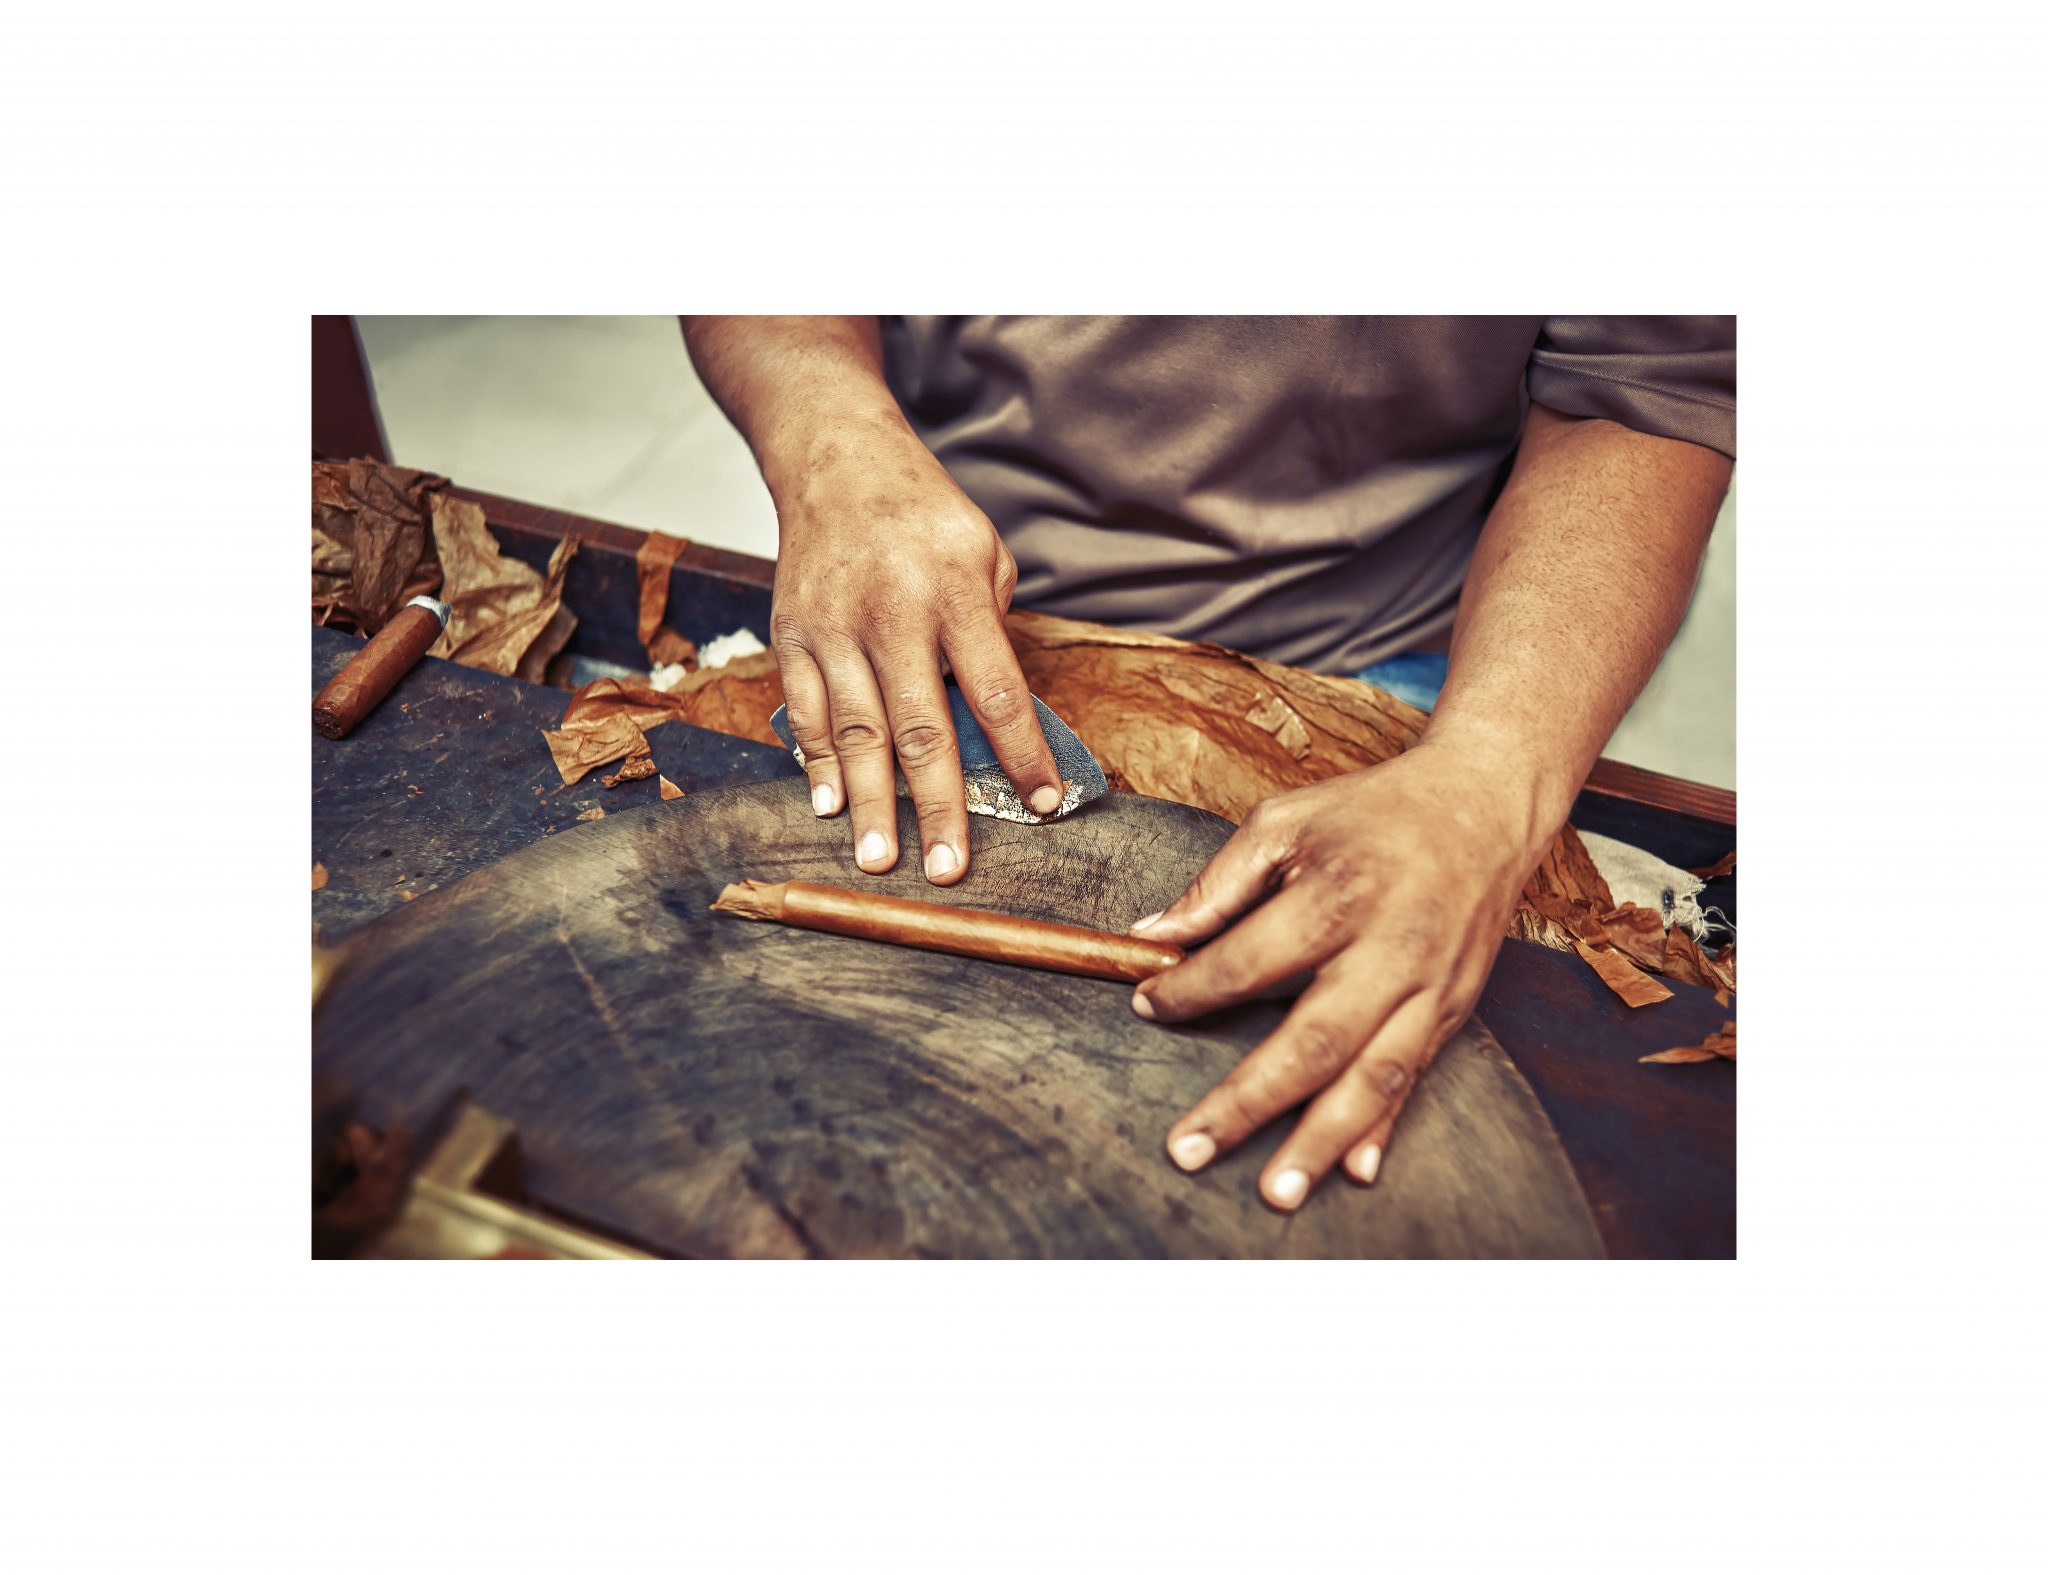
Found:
[679,316,907,499]
[1423,401,1732,855]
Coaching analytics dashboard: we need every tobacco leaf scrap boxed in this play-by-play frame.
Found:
[311,459,447,631]
[1570,938,1675,1008]
[429,494,580,677]
[635,529,698,670]
[542,713,651,786]
[576,805,606,822]
[601,755,659,789]
[659,775,685,800]
[1690,850,1737,880]
[1642,1020,1737,1064]
[311,861,328,891]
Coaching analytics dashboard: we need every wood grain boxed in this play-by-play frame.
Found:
[315,780,1604,1258]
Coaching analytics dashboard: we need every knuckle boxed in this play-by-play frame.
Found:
[785,706,834,752]
[969,678,1030,733]
[1363,1056,1415,1106]
[892,720,954,769]
[832,717,887,756]
[1287,1018,1355,1082]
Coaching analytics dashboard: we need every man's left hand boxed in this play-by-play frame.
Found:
[1129,741,1549,1209]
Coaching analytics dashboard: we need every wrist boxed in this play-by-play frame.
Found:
[759,399,920,509]
[1409,721,1580,870]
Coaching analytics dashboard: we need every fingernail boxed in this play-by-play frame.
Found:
[1169,1132,1215,1172]
[1131,991,1155,1019]
[859,831,888,868]
[1353,1144,1382,1185]
[1268,1168,1309,1209]
[925,842,958,879]
[1130,910,1163,933]
[1028,784,1063,816]
[811,783,835,816]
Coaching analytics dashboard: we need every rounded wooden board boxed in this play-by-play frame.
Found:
[315,779,1602,1257]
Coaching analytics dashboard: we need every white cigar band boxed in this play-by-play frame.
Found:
[406,595,452,628]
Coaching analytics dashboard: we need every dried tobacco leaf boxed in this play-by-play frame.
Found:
[1642,1020,1737,1064]
[600,756,658,789]
[635,529,698,669]
[311,861,328,891]
[1690,851,1737,880]
[1570,939,1674,1008]
[659,776,685,801]
[542,714,650,786]
[1598,903,1669,972]
[576,805,606,822]
[1005,610,1425,824]
[311,459,447,631]
[1665,925,1737,994]
[430,494,580,676]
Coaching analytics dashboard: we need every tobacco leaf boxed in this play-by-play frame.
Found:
[541,713,650,786]
[311,861,328,891]
[1570,939,1674,1008]
[647,628,699,669]
[1598,903,1670,972]
[659,776,685,800]
[312,459,447,631]
[660,651,784,744]
[576,805,606,822]
[635,529,698,668]
[601,755,659,789]
[1642,1020,1737,1064]
[1005,609,1426,824]
[429,494,580,676]
[1665,925,1737,994]
[1690,850,1737,880]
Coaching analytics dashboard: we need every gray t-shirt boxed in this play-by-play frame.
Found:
[881,316,1735,674]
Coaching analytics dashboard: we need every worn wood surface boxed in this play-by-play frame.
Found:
[312,626,800,940]
[315,779,1605,1258]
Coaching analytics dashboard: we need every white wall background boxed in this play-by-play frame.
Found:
[357,315,1734,789]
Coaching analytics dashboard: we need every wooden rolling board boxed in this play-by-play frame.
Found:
[314,780,1603,1257]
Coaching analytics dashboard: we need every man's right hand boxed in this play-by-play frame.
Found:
[681,316,1064,884]
[764,410,1066,885]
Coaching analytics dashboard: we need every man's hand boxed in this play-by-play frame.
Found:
[681,316,1065,884]
[1129,403,1730,1207]
[1130,743,1546,1209]
[771,413,1065,882]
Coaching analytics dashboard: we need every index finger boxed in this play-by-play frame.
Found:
[942,610,1066,820]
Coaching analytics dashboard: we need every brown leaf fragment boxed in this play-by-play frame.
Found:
[542,714,651,786]
[398,889,417,901]
[646,627,699,670]
[1571,938,1674,1008]
[1665,925,1737,994]
[659,776,685,800]
[600,755,659,789]
[576,805,606,822]
[1690,850,1737,880]
[1598,903,1670,972]
[429,494,580,676]
[1005,609,1426,824]
[1643,1020,1737,1064]
[311,459,447,631]
[311,861,328,891]
[635,529,698,666]
[1640,1044,1720,1064]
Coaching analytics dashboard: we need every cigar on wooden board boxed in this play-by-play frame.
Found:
[312,596,450,739]
[712,879,1184,984]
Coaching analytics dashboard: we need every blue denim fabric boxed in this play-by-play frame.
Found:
[1354,652,1449,711]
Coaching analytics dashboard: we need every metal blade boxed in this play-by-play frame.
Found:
[770,684,1108,824]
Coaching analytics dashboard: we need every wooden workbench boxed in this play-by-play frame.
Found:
[312,487,1737,1257]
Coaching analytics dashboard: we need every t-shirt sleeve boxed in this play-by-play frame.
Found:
[1528,316,1736,459]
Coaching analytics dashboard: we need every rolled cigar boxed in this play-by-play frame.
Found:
[313,596,450,739]
[711,879,1184,983]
